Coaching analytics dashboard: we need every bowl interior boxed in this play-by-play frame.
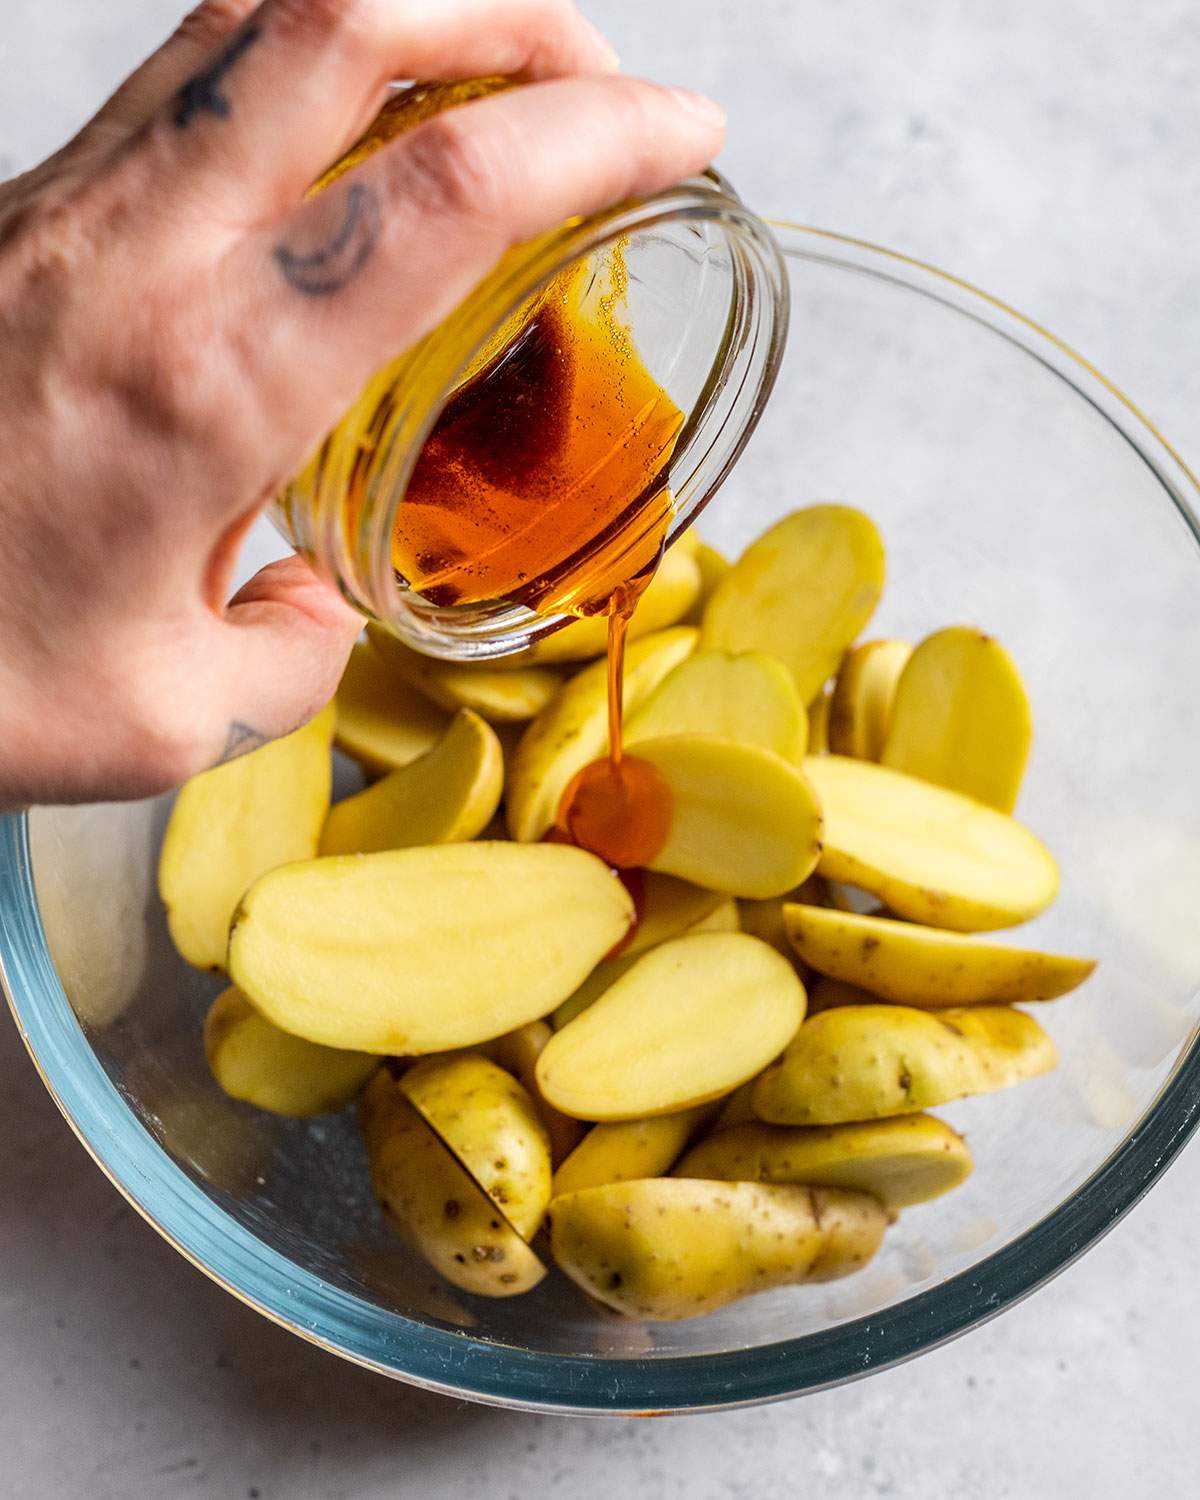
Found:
[7,226,1200,1411]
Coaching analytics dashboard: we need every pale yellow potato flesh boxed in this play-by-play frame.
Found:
[829,639,912,760]
[367,624,563,723]
[549,1178,886,1320]
[753,1003,1056,1125]
[626,651,807,764]
[687,540,732,620]
[882,625,1033,812]
[633,735,824,899]
[400,1053,552,1240]
[204,987,377,1117]
[675,1115,974,1211]
[319,709,502,856]
[228,842,634,1054]
[551,1104,716,1197]
[784,904,1096,1006]
[491,1021,586,1165]
[506,627,698,841]
[360,1074,545,1297]
[803,755,1059,931]
[334,641,448,775]
[505,544,702,666]
[701,506,886,701]
[158,704,335,972]
[537,933,806,1120]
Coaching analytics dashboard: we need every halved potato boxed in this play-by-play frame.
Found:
[158,704,335,971]
[537,933,806,1120]
[803,755,1059,931]
[400,1053,551,1240]
[320,709,502,855]
[688,540,732,619]
[784,904,1096,1006]
[334,641,448,775]
[627,651,807,764]
[204,986,377,1117]
[361,1073,545,1297]
[753,1003,1056,1125]
[633,735,824,899]
[675,1114,973,1211]
[829,639,912,760]
[549,1178,886,1320]
[701,506,886,700]
[506,626,698,842]
[882,626,1032,812]
[367,625,563,723]
[491,1021,586,1165]
[551,1104,716,1197]
[228,842,634,1054]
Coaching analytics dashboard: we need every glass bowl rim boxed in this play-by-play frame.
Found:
[4,222,1200,1416]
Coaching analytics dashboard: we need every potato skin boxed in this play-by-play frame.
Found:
[784,904,1095,1007]
[674,1115,973,1211]
[360,1073,545,1297]
[400,1053,552,1240]
[549,1178,886,1320]
[752,1004,1056,1125]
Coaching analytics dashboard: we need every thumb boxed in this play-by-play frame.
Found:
[213,554,361,760]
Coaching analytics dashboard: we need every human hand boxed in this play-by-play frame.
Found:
[0,0,724,806]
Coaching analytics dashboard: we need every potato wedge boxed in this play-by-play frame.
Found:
[551,1104,716,1197]
[882,626,1032,812]
[511,544,702,666]
[675,1115,973,1211]
[158,704,335,972]
[686,540,732,622]
[549,1178,886,1319]
[229,842,634,1054]
[803,755,1059,931]
[737,875,830,964]
[829,639,912,760]
[361,1073,545,1297]
[506,626,698,841]
[631,735,824,899]
[626,651,807,764]
[319,709,502,856]
[367,625,563,723]
[784,904,1096,1006]
[537,934,806,1120]
[753,1003,1056,1124]
[491,1021,586,1165]
[701,506,886,700]
[204,987,377,1117]
[334,641,449,775]
[400,1053,552,1240]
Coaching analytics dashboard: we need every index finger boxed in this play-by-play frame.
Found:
[138,0,620,221]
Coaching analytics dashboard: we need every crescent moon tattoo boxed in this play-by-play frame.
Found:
[273,184,383,298]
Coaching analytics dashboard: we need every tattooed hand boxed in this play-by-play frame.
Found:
[0,0,724,807]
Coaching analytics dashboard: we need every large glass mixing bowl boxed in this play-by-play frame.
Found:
[3,225,1200,1415]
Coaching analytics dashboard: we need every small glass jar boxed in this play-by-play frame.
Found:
[272,82,789,661]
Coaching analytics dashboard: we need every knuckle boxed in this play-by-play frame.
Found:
[174,0,259,50]
[392,114,514,228]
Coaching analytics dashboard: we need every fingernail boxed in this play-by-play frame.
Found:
[667,88,726,128]
[582,17,621,72]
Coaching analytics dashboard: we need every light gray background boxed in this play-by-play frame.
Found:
[3,2,1199,1495]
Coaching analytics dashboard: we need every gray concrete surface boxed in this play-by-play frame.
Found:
[3,2,1200,1495]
